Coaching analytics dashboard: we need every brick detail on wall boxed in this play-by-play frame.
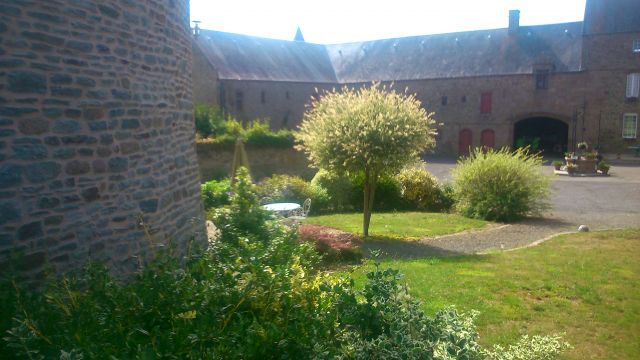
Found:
[0,0,205,277]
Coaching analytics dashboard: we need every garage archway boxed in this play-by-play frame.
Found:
[513,117,568,156]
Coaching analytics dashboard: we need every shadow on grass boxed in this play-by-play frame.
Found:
[362,235,466,259]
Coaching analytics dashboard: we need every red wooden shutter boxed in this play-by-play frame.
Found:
[480,92,492,114]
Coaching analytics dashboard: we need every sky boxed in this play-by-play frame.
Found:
[190,0,587,44]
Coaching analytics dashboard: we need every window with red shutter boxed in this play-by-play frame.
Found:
[480,92,492,114]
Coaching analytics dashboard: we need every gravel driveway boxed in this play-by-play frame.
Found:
[363,160,640,258]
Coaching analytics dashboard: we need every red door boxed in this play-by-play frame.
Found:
[480,129,495,151]
[458,129,472,156]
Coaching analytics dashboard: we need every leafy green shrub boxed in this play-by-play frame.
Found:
[195,104,226,138]
[351,173,407,212]
[245,120,295,147]
[201,178,231,210]
[452,147,551,222]
[311,169,359,213]
[255,174,329,214]
[311,170,407,213]
[395,166,443,211]
[196,112,295,148]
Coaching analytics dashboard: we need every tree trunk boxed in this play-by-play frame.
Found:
[362,169,377,237]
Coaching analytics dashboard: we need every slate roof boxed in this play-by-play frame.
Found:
[195,29,337,83]
[195,22,584,84]
[327,22,584,82]
[584,0,640,34]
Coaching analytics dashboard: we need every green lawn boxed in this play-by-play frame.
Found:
[345,229,640,359]
[304,212,489,239]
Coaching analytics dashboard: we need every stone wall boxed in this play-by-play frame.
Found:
[0,0,205,277]
[197,143,313,181]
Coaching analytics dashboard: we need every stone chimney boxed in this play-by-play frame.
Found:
[509,9,520,34]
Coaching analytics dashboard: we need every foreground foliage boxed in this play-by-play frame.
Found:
[452,147,550,222]
[1,170,568,359]
[348,229,640,359]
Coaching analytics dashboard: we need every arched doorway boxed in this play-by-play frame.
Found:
[513,117,568,156]
[458,129,472,156]
[480,129,495,150]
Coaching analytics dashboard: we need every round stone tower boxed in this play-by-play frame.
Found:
[0,0,205,276]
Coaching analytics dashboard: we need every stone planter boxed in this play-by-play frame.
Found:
[575,158,597,174]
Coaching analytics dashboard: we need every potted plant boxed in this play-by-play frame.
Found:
[577,141,588,152]
[552,160,563,170]
[597,161,610,175]
[566,163,577,176]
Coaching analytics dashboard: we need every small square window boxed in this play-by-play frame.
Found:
[633,40,640,53]
[535,70,549,90]
[622,113,638,139]
[441,96,448,106]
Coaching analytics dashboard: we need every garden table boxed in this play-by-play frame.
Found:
[262,202,301,216]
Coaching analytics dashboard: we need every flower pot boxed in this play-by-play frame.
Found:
[575,158,597,174]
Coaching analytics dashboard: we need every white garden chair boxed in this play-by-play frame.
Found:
[285,198,311,224]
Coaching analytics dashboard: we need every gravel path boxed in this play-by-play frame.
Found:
[363,161,640,258]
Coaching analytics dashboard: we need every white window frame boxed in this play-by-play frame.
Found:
[633,39,640,53]
[622,113,638,139]
[627,73,640,98]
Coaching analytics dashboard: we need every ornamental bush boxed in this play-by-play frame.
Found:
[296,83,437,235]
[395,165,443,211]
[452,147,551,222]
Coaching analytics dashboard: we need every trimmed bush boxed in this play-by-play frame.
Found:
[255,174,329,215]
[452,147,551,222]
[201,178,231,210]
[195,105,295,148]
[310,169,358,213]
[395,166,444,211]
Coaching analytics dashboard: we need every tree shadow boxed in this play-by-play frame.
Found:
[362,236,467,259]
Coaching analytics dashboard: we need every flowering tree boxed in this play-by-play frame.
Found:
[296,83,437,236]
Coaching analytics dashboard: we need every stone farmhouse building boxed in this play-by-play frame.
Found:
[193,0,640,156]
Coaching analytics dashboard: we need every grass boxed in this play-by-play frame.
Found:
[304,212,489,239]
[344,229,640,359]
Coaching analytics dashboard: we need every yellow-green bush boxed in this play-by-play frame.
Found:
[395,166,441,211]
[452,147,550,222]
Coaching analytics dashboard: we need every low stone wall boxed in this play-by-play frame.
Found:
[196,143,314,181]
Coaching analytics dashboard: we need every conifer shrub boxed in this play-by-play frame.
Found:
[452,147,551,222]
